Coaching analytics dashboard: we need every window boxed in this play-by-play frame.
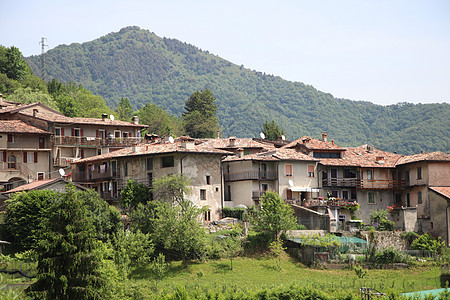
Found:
[98,130,105,139]
[122,132,129,138]
[55,127,61,136]
[200,189,206,200]
[206,175,211,185]
[112,181,118,197]
[286,189,293,200]
[204,210,211,221]
[330,169,337,178]
[7,134,14,143]
[7,155,16,169]
[331,190,339,198]
[366,170,373,180]
[114,130,121,138]
[148,173,153,187]
[39,137,45,149]
[342,191,349,200]
[25,152,35,163]
[146,158,153,170]
[73,128,81,137]
[124,162,128,176]
[225,185,231,201]
[368,192,375,204]
[417,191,422,204]
[161,156,174,168]
[37,172,45,180]
[285,164,293,177]
[307,165,315,177]
[417,167,422,180]
[406,193,410,207]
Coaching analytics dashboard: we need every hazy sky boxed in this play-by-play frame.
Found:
[1,0,449,105]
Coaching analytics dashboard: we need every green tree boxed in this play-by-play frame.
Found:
[115,97,134,121]
[250,191,297,241]
[370,209,394,231]
[137,103,183,136]
[27,186,104,299]
[149,253,168,290]
[7,87,58,110]
[182,89,220,138]
[152,174,192,206]
[0,46,30,81]
[120,179,151,210]
[262,120,284,141]
[220,236,243,270]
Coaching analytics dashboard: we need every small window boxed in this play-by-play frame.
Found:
[367,170,373,180]
[204,210,211,221]
[285,164,293,177]
[7,134,14,143]
[55,127,61,136]
[368,192,375,204]
[406,193,411,207]
[331,190,339,198]
[114,130,121,138]
[417,167,422,180]
[7,155,16,169]
[97,148,102,155]
[286,189,293,200]
[27,152,34,163]
[124,162,128,176]
[161,156,174,168]
[200,189,206,200]
[37,172,45,180]
[417,191,422,204]
[122,132,129,138]
[206,175,211,185]
[146,158,153,170]
[307,165,315,177]
[73,128,81,137]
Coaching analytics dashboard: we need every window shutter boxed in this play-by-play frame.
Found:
[308,165,315,173]
[80,149,84,158]
[71,128,75,136]
[96,130,99,138]
[3,151,6,162]
[34,152,38,163]
[61,128,65,136]
[23,152,27,163]
[80,129,84,137]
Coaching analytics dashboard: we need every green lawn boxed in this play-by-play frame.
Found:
[129,255,442,296]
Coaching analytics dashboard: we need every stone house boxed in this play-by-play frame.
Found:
[71,138,231,221]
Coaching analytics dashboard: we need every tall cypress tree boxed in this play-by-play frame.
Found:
[27,186,104,299]
[182,89,220,138]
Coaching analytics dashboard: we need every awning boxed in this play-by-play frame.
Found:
[289,187,320,193]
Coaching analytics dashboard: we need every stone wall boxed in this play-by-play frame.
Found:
[360,231,409,251]
[287,230,328,238]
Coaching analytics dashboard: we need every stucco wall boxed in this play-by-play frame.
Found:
[428,189,450,246]
[355,190,394,224]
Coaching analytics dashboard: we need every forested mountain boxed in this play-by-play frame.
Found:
[26,26,449,154]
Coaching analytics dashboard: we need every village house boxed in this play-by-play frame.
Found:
[0,99,147,192]
[71,137,232,221]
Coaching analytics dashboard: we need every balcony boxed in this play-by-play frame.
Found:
[51,136,141,148]
[224,170,277,182]
[358,179,405,190]
[322,177,358,187]
[73,168,120,182]
[53,157,78,167]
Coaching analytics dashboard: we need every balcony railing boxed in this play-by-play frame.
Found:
[322,177,405,190]
[322,178,358,187]
[53,157,78,167]
[73,168,120,182]
[224,170,277,182]
[51,136,141,147]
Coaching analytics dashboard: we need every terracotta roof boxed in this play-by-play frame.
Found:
[396,151,450,165]
[317,145,402,168]
[2,178,86,194]
[429,187,450,199]
[0,120,51,134]
[198,137,275,150]
[72,141,233,164]
[283,136,345,151]
[0,102,63,115]
[224,148,317,162]
[21,111,148,128]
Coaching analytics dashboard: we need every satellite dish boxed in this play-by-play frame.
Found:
[260,132,265,139]
[281,135,286,141]
[110,115,115,121]
[168,136,174,143]
[59,168,65,177]
[288,179,294,187]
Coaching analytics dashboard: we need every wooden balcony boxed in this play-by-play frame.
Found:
[73,168,120,182]
[322,177,405,190]
[322,178,358,187]
[51,136,141,148]
[224,170,277,182]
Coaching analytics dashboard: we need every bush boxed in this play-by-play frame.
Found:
[411,233,444,253]
[222,207,246,220]
[374,248,409,264]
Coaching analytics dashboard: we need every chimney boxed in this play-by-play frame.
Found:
[132,116,139,125]
[33,109,38,118]
[331,139,334,145]
[101,113,108,121]
[376,156,385,164]
[229,136,237,147]
[237,148,244,158]
[322,132,328,142]
[181,140,195,149]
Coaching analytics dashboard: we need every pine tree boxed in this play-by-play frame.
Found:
[27,186,104,299]
[182,89,220,138]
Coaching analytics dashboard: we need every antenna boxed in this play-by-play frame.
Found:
[110,115,115,121]
[260,132,265,140]
[288,179,294,187]
[58,168,65,177]
[39,37,48,81]
[168,136,174,143]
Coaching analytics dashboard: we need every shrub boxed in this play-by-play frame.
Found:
[411,233,444,253]
[222,207,246,220]
[374,247,409,264]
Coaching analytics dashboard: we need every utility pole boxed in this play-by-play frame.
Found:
[39,37,48,81]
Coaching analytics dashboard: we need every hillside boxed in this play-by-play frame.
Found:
[26,26,450,154]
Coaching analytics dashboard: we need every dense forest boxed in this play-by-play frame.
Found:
[26,26,449,154]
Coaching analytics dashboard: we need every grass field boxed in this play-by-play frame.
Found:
[129,255,442,297]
